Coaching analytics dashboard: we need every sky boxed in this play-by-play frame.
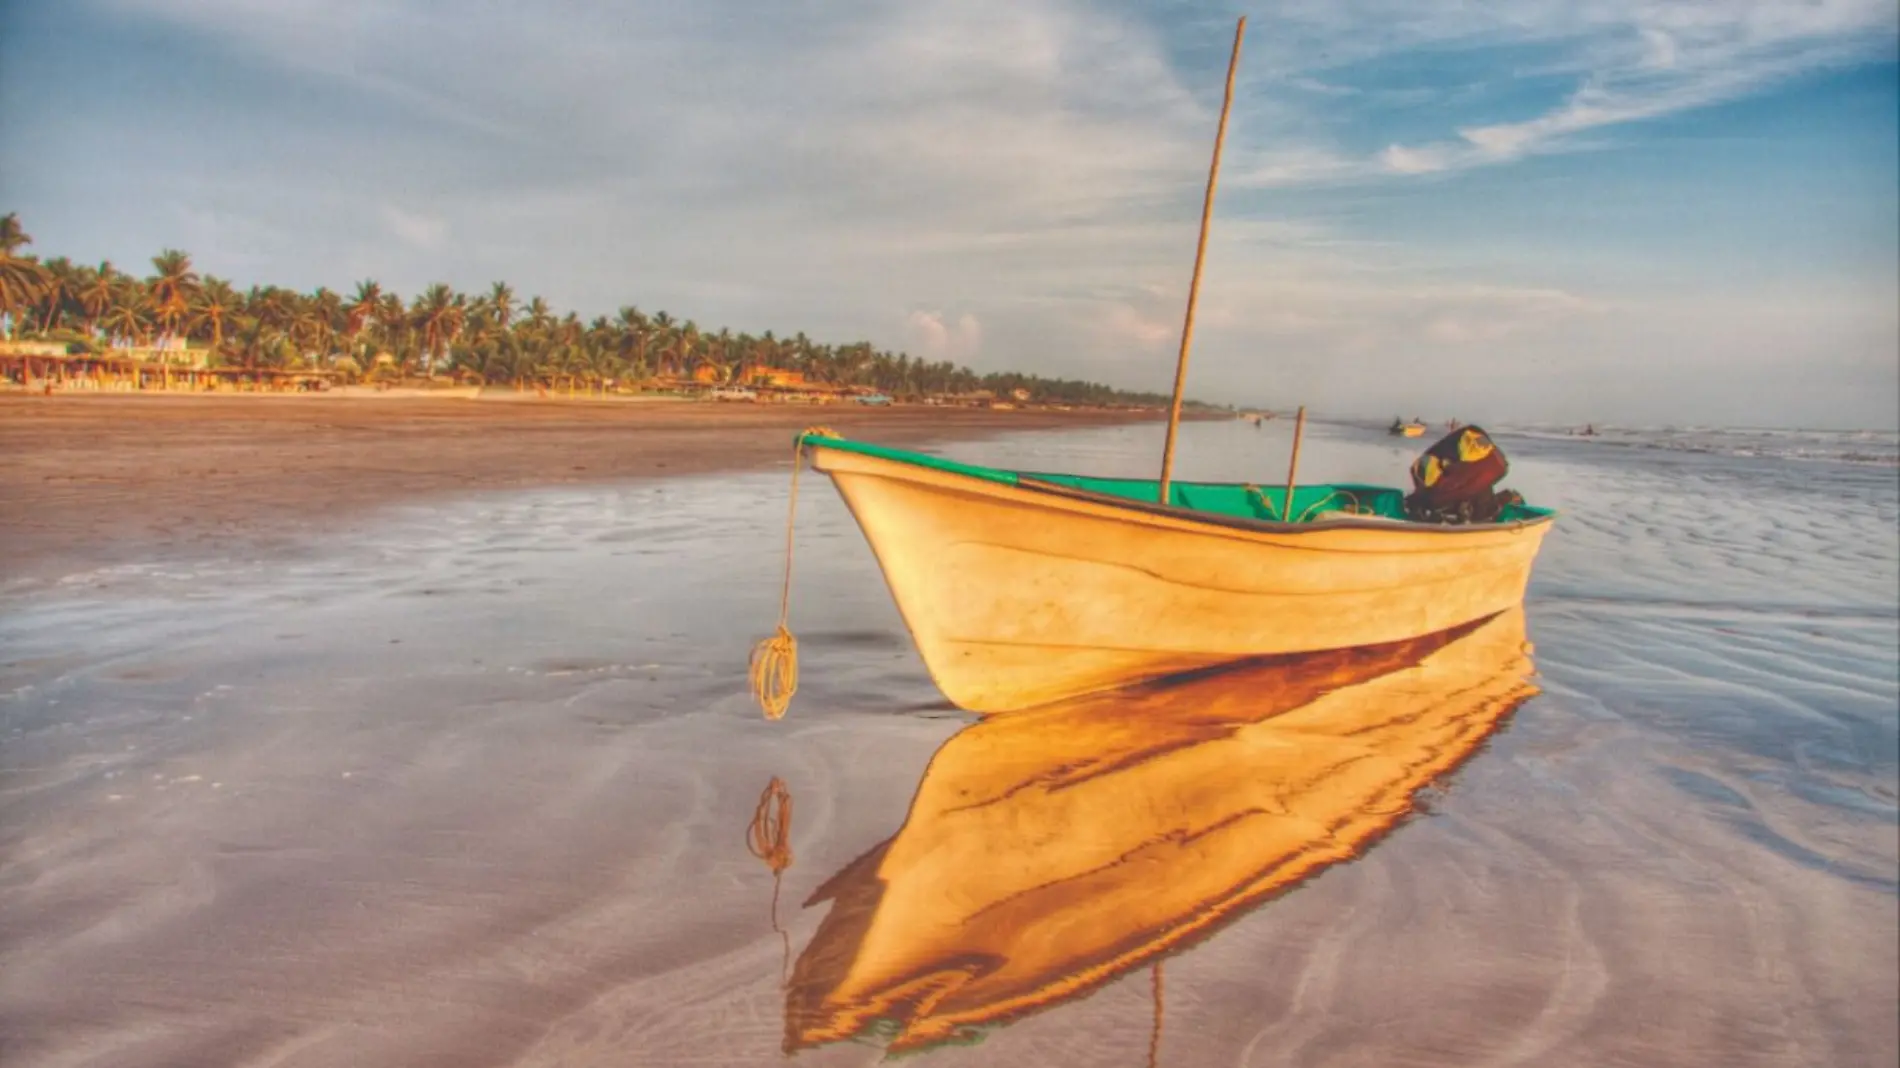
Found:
[1,0,1896,428]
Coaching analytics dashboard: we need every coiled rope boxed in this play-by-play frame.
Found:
[747,776,795,984]
[1245,484,1369,523]
[749,427,839,719]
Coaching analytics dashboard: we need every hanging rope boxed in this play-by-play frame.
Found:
[749,427,839,719]
[747,776,795,984]
[1147,959,1165,1068]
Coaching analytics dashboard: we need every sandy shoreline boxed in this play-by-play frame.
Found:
[1,394,1167,584]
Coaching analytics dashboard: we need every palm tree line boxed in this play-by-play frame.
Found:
[0,212,1193,406]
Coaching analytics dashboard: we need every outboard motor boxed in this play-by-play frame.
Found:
[1403,425,1524,524]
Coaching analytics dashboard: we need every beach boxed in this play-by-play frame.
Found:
[1,410,1895,1067]
[0,394,1160,587]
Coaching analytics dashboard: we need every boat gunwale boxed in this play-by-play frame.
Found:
[802,435,1557,539]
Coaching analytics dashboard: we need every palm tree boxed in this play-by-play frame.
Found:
[644,310,675,376]
[523,296,553,333]
[746,331,780,384]
[34,257,79,334]
[78,261,119,335]
[613,305,651,378]
[708,327,736,382]
[288,294,333,367]
[587,342,623,392]
[104,282,149,347]
[146,249,200,344]
[344,280,382,350]
[661,317,701,378]
[190,276,241,351]
[0,212,47,336]
[230,315,286,372]
[246,285,300,335]
[371,292,407,375]
[0,212,29,257]
[306,287,343,367]
[410,283,464,376]
[487,282,514,330]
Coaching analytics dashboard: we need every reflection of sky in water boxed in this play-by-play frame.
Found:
[1,419,1894,1067]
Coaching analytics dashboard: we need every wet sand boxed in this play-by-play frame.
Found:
[0,394,1160,586]
[1,418,1894,1067]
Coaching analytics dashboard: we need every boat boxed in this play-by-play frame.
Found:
[745,15,1555,719]
[778,608,1538,1057]
[799,430,1553,713]
[1389,418,1428,437]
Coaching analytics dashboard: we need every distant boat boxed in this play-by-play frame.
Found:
[799,433,1554,713]
[1389,418,1428,437]
[781,608,1539,1057]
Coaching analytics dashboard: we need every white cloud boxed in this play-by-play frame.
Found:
[1379,144,1453,175]
[904,310,984,360]
[380,205,445,249]
[21,0,1892,428]
[1641,27,1680,70]
[1101,303,1177,350]
[1233,0,1900,181]
[1232,146,1363,188]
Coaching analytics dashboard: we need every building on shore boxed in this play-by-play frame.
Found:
[1,342,337,392]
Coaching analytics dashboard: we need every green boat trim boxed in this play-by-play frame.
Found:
[797,432,1556,529]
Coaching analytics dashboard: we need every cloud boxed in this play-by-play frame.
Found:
[904,310,984,360]
[1420,292,1590,345]
[1641,27,1680,70]
[86,0,1894,233]
[1379,144,1453,175]
[1231,0,1900,183]
[1231,146,1363,188]
[380,205,445,249]
[9,0,1891,428]
[1101,303,1177,350]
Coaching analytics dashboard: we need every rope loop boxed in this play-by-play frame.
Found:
[749,624,798,720]
[747,427,841,719]
[747,776,794,873]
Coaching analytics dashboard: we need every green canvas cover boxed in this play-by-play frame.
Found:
[798,432,1553,525]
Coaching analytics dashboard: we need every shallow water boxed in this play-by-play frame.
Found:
[1,419,1895,1067]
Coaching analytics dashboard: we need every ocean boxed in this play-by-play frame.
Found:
[2,417,1894,1067]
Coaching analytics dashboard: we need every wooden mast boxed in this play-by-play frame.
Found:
[1281,405,1306,520]
[1157,15,1246,504]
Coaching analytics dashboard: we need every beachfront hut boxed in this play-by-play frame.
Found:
[745,366,810,389]
[0,340,74,387]
[1,345,339,393]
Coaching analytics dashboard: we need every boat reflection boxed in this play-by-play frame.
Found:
[775,607,1539,1058]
